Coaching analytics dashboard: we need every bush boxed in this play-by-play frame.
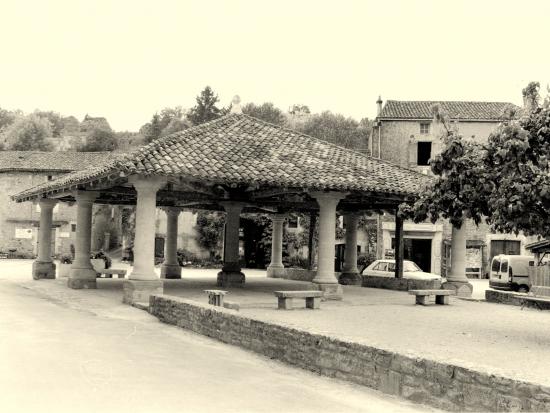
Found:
[358,252,376,272]
[60,254,73,264]
[91,250,111,269]
[286,255,309,269]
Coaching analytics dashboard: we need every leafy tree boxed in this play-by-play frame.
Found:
[194,211,226,259]
[187,86,222,126]
[482,82,550,237]
[242,102,286,125]
[78,127,118,152]
[289,104,310,115]
[399,105,490,228]
[293,111,370,150]
[143,113,162,143]
[0,107,18,131]
[159,117,190,138]
[34,110,64,137]
[5,114,54,151]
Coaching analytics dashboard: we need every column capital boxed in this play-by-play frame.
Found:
[38,198,58,209]
[128,175,167,194]
[72,190,99,204]
[310,191,348,204]
[161,206,182,216]
[271,214,287,223]
[220,201,245,214]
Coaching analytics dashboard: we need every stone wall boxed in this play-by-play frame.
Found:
[362,275,441,291]
[485,289,550,310]
[150,294,550,412]
[277,268,317,281]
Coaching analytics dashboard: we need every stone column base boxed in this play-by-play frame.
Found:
[217,271,245,287]
[160,264,182,279]
[338,272,362,286]
[266,265,285,278]
[313,282,343,300]
[123,279,163,305]
[442,281,473,297]
[32,261,56,280]
[68,267,98,289]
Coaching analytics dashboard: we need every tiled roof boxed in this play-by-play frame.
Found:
[13,114,429,201]
[0,151,119,173]
[378,100,518,121]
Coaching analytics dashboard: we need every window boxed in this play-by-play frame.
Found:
[417,142,432,166]
[47,175,53,181]
[287,217,298,229]
[420,123,430,134]
[500,259,508,273]
[374,262,388,271]
[71,224,76,232]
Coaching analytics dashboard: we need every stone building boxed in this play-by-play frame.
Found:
[373,98,530,277]
[0,151,118,258]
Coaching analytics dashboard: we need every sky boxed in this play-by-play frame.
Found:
[1,0,549,131]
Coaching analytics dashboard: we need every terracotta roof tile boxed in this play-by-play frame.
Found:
[379,100,518,121]
[13,114,429,201]
[0,151,118,173]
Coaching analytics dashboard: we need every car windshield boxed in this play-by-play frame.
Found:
[403,261,422,272]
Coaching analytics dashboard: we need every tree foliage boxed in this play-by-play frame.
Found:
[5,114,54,151]
[242,102,286,125]
[483,82,550,236]
[402,82,550,238]
[187,86,222,126]
[78,127,118,152]
[194,211,226,259]
[293,111,370,150]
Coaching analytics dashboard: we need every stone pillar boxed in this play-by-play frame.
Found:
[160,207,181,279]
[32,198,58,280]
[217,202,245,287]
[67,191,98,289]
[442,223,473,297]
[394,212,404,279]
[339,213,361,285]
[267,214,285,278]
[311,192,346,300]
[123,176,166,304]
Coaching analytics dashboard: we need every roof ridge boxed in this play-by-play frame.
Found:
[235,113,429,178]
[385,99,517,105]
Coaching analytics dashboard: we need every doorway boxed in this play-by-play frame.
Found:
[392,238,432,272]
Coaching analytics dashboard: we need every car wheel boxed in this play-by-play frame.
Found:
[517,285,529,294]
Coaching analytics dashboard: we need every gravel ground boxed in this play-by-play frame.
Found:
[7,260,550,389]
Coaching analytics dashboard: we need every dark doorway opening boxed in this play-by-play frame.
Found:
[392,238,432,272]
[241,218,269,269]
[417,142,432,166]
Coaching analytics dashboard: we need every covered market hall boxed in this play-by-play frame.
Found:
[12,101,471,304]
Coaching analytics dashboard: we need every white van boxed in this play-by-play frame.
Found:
[489,255,535,293]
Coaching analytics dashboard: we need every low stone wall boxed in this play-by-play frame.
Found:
[362,275,441,291]
[150,294,550,412]
[486,289,550,310]
[274,268,317,282]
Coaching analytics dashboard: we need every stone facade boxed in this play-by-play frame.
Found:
[0,171,76,257]
[150,294,550,412]
[374,99,532,277]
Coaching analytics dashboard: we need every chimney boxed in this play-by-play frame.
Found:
[376,96,383,116]
[230,95,242,114]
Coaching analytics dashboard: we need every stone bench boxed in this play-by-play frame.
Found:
[409,289,455,305]
[204,289,228,307]
[97,268,127,279]
[274,290,323,310]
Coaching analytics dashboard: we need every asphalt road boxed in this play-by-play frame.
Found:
[0,277,435,413]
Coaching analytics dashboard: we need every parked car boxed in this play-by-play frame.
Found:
[489,254,535,293]
[361,259,444,281]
